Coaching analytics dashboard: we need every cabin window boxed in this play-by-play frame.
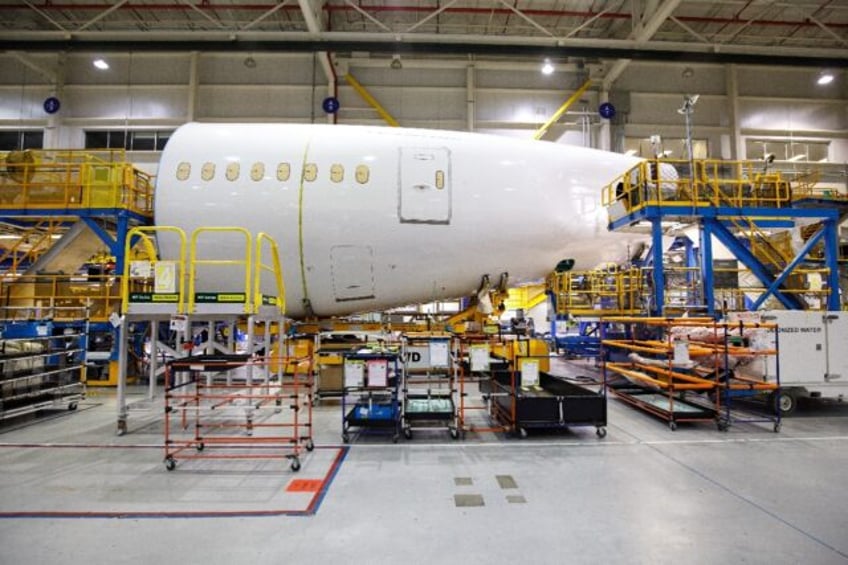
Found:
[277,162,291,181]
[330,164,344,183]
[355,164,370,184]
[201,162,215,181]
[226,162,240,181]
[251,162,265,182]
[176,162,191,181]
[303,163,317,182]
[435,170,445,190]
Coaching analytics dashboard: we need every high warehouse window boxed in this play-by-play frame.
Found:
[746,139,830,163]
[85,130,173,151]
[0,130,44,151]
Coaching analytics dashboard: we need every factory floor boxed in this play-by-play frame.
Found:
[1,359,848,565]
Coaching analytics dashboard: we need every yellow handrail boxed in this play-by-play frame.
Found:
[121,226,187,314]
[254,232,286,315]
[188,227,252,314]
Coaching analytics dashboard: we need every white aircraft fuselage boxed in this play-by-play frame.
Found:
[155,123,642,318]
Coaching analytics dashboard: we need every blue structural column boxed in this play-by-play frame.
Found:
[114,214,130,275]
[650,217,665,316]
[699,221,715,317]
[824,218,841,311]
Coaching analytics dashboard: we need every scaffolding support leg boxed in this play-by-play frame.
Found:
[650,218,665,316]
[149,320,158,401]
[824,218,841,311]
[700,221,715,316]
[116,317,128,435]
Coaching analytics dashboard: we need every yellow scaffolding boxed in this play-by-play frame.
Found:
[0,149,154,216]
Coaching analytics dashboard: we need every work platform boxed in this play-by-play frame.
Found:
[595,158,845,315]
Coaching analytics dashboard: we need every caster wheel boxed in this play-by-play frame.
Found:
[773,422,782,433]
[68,402,78,411]
[116,421,127,437]
[290,458,301,472]
[403,428,412,440]
[342,433,349,444]
[717,417,730,432]
[517,427,528,439]
[450,428,459,440]
[596,427,607,438]
[196,442,205,452]
[165,457,176,471]
[305,439,315,452]
[392,434,399,444]
[668,421,678,432]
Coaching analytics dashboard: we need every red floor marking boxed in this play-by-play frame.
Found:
[286,479,323,493]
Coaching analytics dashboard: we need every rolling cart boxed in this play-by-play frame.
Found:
[341,350,402,443]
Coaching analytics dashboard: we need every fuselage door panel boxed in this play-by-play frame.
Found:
[330,245,376,302]
[399,147,451,224]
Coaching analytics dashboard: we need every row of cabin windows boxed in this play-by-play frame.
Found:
[176,161,371,185]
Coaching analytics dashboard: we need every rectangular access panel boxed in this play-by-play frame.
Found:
[330,245,376,302]
[398,147,451,224]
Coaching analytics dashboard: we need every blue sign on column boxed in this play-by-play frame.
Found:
[43,96,61,114]
[598,102,616,119]
[322,97,340,114]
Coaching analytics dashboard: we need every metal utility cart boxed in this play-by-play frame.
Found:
[163,352,314,472]
[341,349,402,443]
[602,316,780,432]
[0,317,86,421]
[602,317,722,430]
[456,334,513,437]
[485,364,607,438]
[401,333,458,439]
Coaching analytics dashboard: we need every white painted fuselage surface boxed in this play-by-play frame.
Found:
[155,123,642,318]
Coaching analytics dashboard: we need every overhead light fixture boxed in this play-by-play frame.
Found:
[243,56,257,69]
[541,59,554,75]
[390,55,402,70]
[93,58,109,70]
[817,71,834,85]
[788,154,806,162]
[681,67,695,79]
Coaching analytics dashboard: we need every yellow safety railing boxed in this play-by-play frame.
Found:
[547,267,644,316]
[188,227,252,314]
[254,232,286,315]
[549,262,833,316]
[0,149,154,217]
[603,158,794,222]
[0,273,121,322]
[121,226,187,314]
[0,220,65,276]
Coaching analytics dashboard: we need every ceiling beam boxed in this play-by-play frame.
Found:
[0,31,845,68]
[602,0,684,91]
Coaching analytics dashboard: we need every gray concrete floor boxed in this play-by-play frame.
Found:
[1,360,848,565]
